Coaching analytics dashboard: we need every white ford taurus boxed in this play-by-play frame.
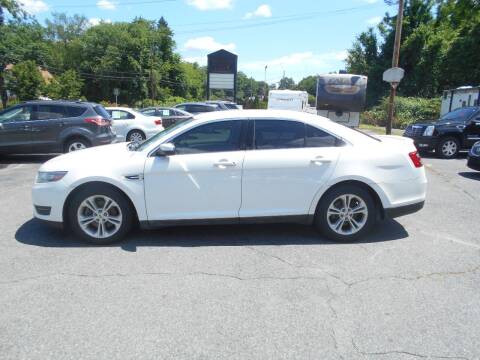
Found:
[32,110,427,244]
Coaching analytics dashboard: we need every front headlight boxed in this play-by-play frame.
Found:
[423,125,435,137]
[36,171,68,183]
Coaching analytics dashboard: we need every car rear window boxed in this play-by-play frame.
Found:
[65,106,86,117]
[94,105,111,119]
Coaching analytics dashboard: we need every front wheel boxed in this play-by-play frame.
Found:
[436,137,459,159]
[68,185,133,244]
[315,184,376,242]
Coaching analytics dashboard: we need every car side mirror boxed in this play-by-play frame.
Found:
[155,142,176,156]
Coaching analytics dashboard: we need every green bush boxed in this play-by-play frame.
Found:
[361,96,441,129]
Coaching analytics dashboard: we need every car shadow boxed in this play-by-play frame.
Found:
[459,171,480,181]
[16,218,409,251]
[420,151,468,160]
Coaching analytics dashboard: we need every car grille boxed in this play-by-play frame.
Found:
[404,125,425,137]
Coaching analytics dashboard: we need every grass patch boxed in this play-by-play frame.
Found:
[359,124,404,136]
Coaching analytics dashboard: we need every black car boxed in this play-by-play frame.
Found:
[0,100,115,155]
[403,106,480,158]
[139,107,193,128]
[205,100,240,110]
[467,141,480,171]
[175,102,222,114]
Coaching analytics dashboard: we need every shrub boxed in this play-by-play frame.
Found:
[361,96,441,129]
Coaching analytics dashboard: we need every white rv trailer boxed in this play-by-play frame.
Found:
[441,86,480,116]
[316,74,368,128]
[267,90,309,112]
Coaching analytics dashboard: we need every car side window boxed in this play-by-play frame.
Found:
[306,124,342,147]
[142,109,156,116]
[111,110,134,120]
[0,106,32,123]
[173,120,242,155]
[65,106,86,117]
[176,105,186,111]
[34,105,65,120]
[254,120,305,150]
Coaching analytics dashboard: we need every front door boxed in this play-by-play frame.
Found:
[144,120,245,220]
[465,111,480,147]
[0,105,33,154]
[240,119,341,218]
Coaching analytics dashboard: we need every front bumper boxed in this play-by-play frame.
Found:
[467,155,480,171]
[32,180,69,223]
[404,135,438,151]
[385,201,425,218]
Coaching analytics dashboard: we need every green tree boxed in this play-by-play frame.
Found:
[278,77,295,90]
[45,69,83,99]
[6,60,44,100]
[297,75,317,96]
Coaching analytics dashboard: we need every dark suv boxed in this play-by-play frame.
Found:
[175,102,222,114]
[0,100,115,155]
[403,106,480,158]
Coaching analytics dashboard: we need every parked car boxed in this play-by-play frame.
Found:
[467,141,480,171]
[139,107,193,128]
[205,100,241,110]
[175,102,221,114]
[32,110,426,244]
[403,106,480,158]
[106,107,164,142]
[0,100,115,154]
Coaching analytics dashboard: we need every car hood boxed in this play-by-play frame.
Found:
[39,143,142,172]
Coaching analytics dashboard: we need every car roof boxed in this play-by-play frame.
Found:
[177,102,216,107]
[21,100,98,106]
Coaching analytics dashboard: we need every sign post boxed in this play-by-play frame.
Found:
[113,88,120,106]
[383,67,404,135]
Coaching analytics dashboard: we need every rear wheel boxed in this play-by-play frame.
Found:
[436,137,459,159]
[64,138,90,153]
[315,184,376,242]
[127,130,145,143]
[68,184,133,244]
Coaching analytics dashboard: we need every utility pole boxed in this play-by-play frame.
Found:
[386,0,404,135]
[264,65,268,101]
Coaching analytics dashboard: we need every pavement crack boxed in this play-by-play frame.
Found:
[352,339,469,359]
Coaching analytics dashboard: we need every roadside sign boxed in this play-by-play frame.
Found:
[383,67,404,86]
[113,88,120,96]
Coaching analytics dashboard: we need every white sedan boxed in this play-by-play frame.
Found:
[32,110,427,244]
[106,107,164,142]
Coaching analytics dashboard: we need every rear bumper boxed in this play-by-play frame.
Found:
[467,155,480,171]
[91,132,116,146]
[385,201,425,218]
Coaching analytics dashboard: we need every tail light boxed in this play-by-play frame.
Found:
[154,119,162,126]
[409,151,423,168]
[85,116,111,126]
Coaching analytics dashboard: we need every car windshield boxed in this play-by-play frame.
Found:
[439,107,477,123]
[130,118,195,151]
[224,103,239,109]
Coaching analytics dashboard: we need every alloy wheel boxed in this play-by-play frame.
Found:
[128,132,144,142]
[441,140,457,157]
[77,195,123,239]
[68,142,87,152]
[326,194,368,235]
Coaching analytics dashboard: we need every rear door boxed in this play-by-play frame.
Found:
[0,105,34,154]
[29,104,68,152]
[109,109,135,141]
[240,119,342,218]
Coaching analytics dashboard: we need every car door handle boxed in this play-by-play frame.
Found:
[214,160,236,168]
[310,156,332,164]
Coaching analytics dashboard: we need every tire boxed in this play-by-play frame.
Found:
[314,184,376,242]
[436,137,460,159]
[127,130,145,143]
[67,184,133,245]
[64,138,90,153]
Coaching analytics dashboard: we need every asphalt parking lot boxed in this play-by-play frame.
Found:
[0,153,479,360]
